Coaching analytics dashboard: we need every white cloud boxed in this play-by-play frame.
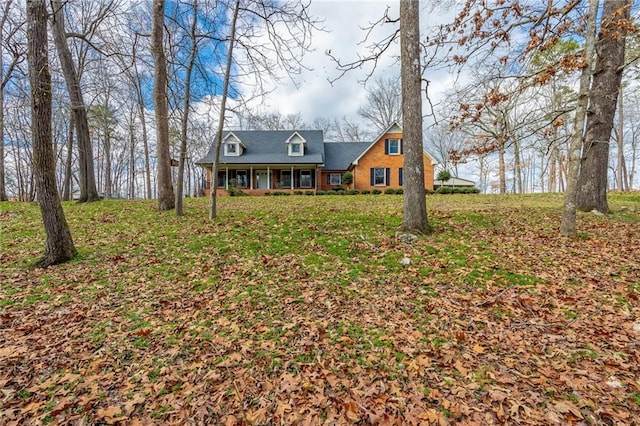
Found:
[239,0,403,125]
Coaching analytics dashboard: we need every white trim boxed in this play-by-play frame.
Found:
[373,167,386,186]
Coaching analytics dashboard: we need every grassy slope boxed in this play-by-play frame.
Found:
[1,193,639,424]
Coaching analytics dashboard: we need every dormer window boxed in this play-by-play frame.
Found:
[286,132,306,156]
[225,143,238,155]
[223,132,244,156]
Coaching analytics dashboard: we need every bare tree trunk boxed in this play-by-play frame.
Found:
[0,0,16,201]
[129,114,136,199]
[498,144,506,194]
[561,0,598,237]
[176,0,199,216]
[151,0,174,211]
[61,112,74,200]
[50,0,99,203]
[27,0,77,267]
[0,68,6,201]
[129,55,152,199]
[576,0,630,213]
[616,88,628,192]
[513,138,522,193]
[210,0,240,220]
[399,0,429,234]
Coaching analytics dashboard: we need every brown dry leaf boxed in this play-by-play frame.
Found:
[245,407,267,425]
[554,401,583,419]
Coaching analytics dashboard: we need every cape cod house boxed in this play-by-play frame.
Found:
[196,123,436,194]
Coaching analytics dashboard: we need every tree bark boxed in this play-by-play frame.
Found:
[576,0,630,213]
[61,112,74,201]
[0,0,15,201]
[498,144,506,194]
[616,88,628,191]
[561,0,598,237]
[27,0,77,267]
[151,0,175,211]
[50,0,99,203]
[399,0,429,234]
[210,0,240,220]
[176,0,199,216]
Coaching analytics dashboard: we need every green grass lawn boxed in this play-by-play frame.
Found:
[1,193,639,424]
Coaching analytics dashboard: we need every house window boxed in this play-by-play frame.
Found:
[388,139,400,155]
[235,170,248,188]
[328,173,342,186]
[280,170,292,188]
[300,170,312,188]
[385,138,402,155]
[374,168,386,186]
[217,171,227,187]
[225,143,238,156]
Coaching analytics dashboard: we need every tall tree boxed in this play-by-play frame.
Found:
[27,0,77,267]
[210,0,240,220]
[561,0,598,237]
[151,0,175,211]
[50,0,99,202]
[400,0,429,234]
[0,0,23,201]
[575,0,632,213]
[176,0,200,216]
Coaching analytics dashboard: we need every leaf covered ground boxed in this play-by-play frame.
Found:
[1,193,639,425]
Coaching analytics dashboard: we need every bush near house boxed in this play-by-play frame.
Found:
[436,186,481,194]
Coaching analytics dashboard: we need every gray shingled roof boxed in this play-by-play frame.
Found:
[196,130,325,165]
[323,142,372,170]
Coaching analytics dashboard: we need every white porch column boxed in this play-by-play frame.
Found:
[291,166,294,189]
[225,168,229,190]
[250,167,253,190]
[267,167,271,189]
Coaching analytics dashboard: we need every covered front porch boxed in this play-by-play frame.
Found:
[203,165,321,194]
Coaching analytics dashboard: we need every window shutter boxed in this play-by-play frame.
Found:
[370,168,375,186]
[400,139,404,154]
[384,139,389,155]
[385,168,390,186]
[327,174,331,184]
[399,168,403,186]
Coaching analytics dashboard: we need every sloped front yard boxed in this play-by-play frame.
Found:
[1,194,639,424]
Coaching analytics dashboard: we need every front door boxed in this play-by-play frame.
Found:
[256,170,269,189]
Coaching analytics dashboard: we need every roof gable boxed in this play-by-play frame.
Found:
[352,122,439,165]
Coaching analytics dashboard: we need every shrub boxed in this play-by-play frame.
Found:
[372,189,382,195]
[305,190,315,196]
[315,190,326,195]
[435,186,481,194]
[384,188,397,195]
[329,190,345,195]
[272,191,291,196]
[227,187,246,196]
[294,190,303,195]
[395,188,403,195]
[342,171,353,186]
[360,189,371,195]
[346,189,359,195]
[263,192,272,196]
[425,189,434,195]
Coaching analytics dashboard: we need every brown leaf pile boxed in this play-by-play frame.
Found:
[1,198,639,425]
